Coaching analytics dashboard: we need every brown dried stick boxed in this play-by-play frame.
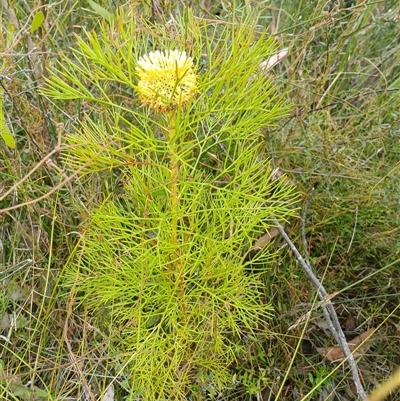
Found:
[274,220,367,400]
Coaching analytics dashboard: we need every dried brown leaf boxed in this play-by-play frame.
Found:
[251,228,279,251]
[320,328,375,362]
[260,48,289,72]
[344,315,356,332]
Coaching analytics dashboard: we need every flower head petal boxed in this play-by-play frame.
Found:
[135,50,198,113]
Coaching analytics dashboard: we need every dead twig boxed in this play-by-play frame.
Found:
[274,220,368,401]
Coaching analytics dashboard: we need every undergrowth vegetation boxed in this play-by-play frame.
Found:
[0,1,399,400]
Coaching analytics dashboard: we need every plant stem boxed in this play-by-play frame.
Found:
[166,111,186,306]
[167,111,179,248]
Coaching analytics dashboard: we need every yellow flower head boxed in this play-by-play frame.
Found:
[135,50,198,113]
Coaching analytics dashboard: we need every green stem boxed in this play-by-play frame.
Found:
[167,111,179,248]
[166,111,186,307]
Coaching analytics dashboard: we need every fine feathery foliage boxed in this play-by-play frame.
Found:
[43,7,298,400]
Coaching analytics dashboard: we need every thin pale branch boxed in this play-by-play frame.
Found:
[274,220,368,401]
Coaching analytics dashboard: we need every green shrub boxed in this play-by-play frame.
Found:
[43,6,298,400]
